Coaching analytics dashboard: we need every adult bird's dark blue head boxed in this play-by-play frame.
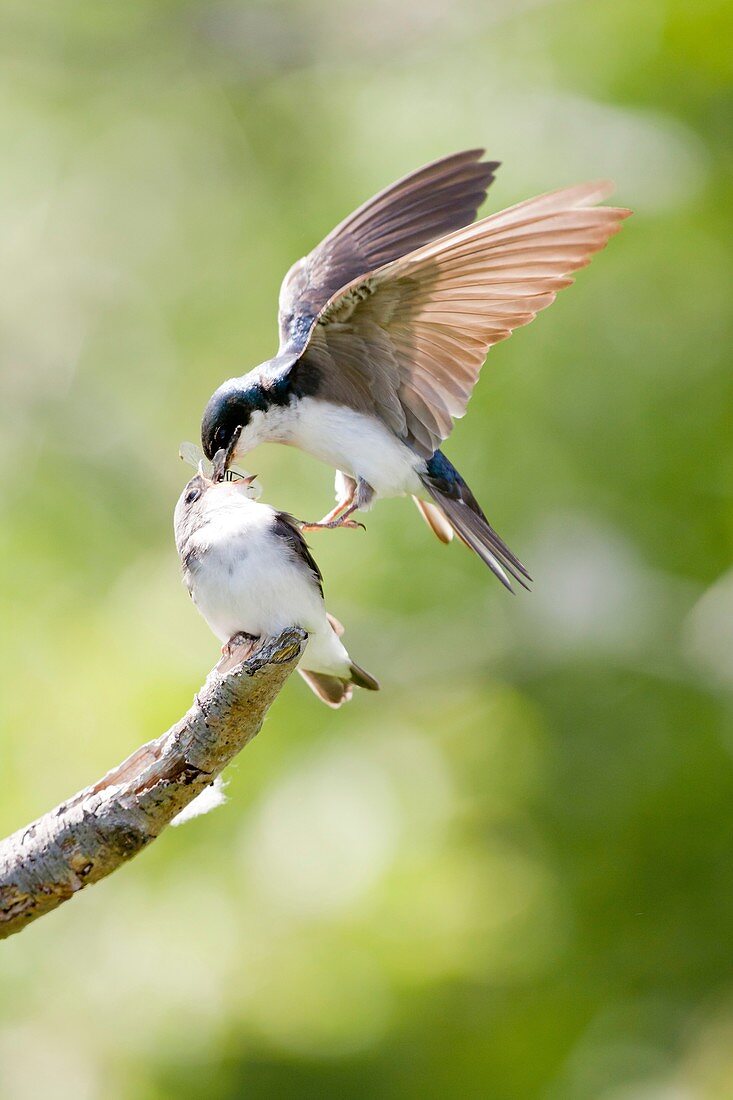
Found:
[200,376,259,462]
[197,148,629,587]
[200,358,299,462]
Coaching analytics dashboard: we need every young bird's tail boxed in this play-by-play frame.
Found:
[298,613,380,708]
[419,450,532,592]
[299,663,379,708]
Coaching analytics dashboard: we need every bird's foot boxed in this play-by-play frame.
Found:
[221,631,259,658]
[300,516,365,532]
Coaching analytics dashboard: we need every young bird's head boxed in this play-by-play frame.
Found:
[173,471,259,557]
[174,473,212,554]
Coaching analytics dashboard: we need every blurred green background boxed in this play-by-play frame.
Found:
[1,0,732,1097]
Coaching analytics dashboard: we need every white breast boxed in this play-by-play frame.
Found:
[243,399,424,501]
[293,399,424,499]
[189,502,311,642]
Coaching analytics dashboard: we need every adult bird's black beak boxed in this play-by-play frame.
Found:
[212,425,243,483]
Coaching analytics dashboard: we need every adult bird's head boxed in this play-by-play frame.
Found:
[200,374,265,463]
[201,358,298,462]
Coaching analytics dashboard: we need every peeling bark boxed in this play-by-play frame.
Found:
[0,628,306,940]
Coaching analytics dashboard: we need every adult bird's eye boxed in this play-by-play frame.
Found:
[185,486,201,505]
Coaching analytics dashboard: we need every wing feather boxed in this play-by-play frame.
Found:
[278,150,499,356]
[296,181,630,456]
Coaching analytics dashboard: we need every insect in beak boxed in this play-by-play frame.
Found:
[180,435,259,496]
[212,425,244,483]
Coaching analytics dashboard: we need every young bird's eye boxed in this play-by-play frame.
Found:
[185,486,202,505]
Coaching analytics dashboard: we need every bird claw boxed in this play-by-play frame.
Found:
[300,518,365,532]
[221,631,259,658]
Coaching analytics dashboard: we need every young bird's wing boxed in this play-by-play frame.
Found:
[271,512,324,597]
[271,514,377,707]
[286,182,630,458]
[278,150,499,358]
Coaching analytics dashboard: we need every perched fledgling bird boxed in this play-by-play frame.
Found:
[201,149,631,589]
[174,469,379,707]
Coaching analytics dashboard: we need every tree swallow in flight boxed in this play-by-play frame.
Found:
[201,149,630,590]
[174,469,379,707]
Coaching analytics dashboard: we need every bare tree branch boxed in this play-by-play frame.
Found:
[0,628,306,941]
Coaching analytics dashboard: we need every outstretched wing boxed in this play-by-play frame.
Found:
[293,181,631,457]
[278,149,499,358]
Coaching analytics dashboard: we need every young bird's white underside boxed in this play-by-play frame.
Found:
[236,398,425,502]
[178,484,352,679]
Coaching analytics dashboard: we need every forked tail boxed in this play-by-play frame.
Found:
[419,451,531,592]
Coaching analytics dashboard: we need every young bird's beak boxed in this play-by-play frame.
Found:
[233,471,261,499]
